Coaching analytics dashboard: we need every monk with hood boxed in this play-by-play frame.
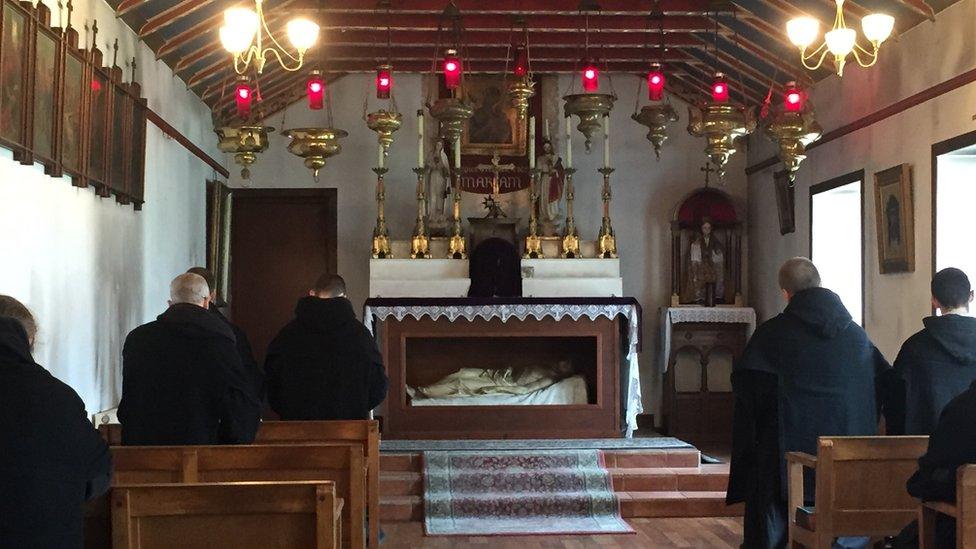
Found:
[726,257,894,549]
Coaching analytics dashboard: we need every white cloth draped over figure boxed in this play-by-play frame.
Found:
[407,362,579,402]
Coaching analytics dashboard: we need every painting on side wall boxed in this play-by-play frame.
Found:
[461,74,526,157]
[32,25,61,168]
[874,163,915,274]
[61,50,85,180]
[774,170,795,235]
[0,1,29,150]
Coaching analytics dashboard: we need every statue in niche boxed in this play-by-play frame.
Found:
[681,217,726,305]
[425,138,452,232]
[535,137,565,235]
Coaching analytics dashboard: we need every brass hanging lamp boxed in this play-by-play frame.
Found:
[631,5,678,160]
[505,16,535,120]
[763,81,822,183]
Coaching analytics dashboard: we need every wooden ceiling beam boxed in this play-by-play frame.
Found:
[316,15,716,32]
[115,0,146,18]
[289,0,731,13]
[892,0,935,21]
[139,1,216,39]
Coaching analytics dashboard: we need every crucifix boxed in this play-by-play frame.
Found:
[475,151,516,218]
[700,163,715,187]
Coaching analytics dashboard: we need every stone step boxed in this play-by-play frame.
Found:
[610,465,730,492]
[380,471,423,496]
[619,491,743,518]
[379,495,424,522]
[379,447,703,472]
[380,453,422,472]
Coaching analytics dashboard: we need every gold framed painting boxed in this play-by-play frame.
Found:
[874,163,915,274]
[461,74,525,156]
[774,170,795,235]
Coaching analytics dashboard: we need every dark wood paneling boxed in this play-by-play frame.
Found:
[230,188,338,363]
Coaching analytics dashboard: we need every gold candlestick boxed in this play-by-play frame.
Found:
[371,167,392,259]
[561,167,581,258]
[524,167,544,258]
[410,167,431,259]
[597,166,617,259]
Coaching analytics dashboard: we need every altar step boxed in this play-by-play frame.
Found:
[378,449,743,521]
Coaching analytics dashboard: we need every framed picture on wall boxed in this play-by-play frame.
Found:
[874,163,915,274]
[461,74,526,157]
[0,0,32,156]
[31,15,64,176]
[61,47,86,184]
[88,66,110,194]
[774,170,795,235]
[108,70,129,199]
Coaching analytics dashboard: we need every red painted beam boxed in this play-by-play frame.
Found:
[139,0,215,39]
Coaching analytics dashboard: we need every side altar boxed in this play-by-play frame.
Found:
[365,298,643,440]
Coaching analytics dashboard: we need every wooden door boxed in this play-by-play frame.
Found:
[229,189,337,363]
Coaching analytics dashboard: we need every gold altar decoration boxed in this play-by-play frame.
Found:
[561,167,581,258]
[428,97,473,144]
[283,127,347,182]
[371,167,392,258]
[763,86,823,183]
[410,167,431,258]
[508,75,535,121]
[524,167,544,259]
[597,167,617,258]
[633,103,678,160]
[687,94,756,180]
[366,110,402,156]
[563,93,615,153]
[215,124,273,180]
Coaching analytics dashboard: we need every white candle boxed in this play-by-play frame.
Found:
[603,114,610,169]
[417,110,425,168]
[378,144,385,169]
[565,116,573,169]
[528,116,536,170]
[454,138,461,170]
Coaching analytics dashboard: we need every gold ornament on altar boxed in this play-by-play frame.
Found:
[687,74,756,180]
[763,82,822,183]
[283,127,347,182]
[366,110,402,156]
[633,103,678,160]
[563,93,615,153]
[214,124,273,180]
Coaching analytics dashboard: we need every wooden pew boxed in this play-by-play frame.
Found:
[111,481,342,549]
[787,436,929,549]
[920,465,976,548]
[254,421,380,549]
[111,444,366,548]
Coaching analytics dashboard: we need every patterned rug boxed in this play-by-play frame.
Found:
[423,449,634,536]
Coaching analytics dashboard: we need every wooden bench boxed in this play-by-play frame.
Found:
[920,465,976,548]
[110,444,365,548]
[254,421,380,549]
[787,436,929,549]
[111,481,342,548]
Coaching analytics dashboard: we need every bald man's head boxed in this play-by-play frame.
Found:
[169,273,211,308]
[778,257,821,301]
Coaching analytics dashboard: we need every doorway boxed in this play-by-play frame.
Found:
[229,188,338,363]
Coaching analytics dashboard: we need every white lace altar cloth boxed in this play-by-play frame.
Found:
[660,306,757,372]
[363,302,643,437]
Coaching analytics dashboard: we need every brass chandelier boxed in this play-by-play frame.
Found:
[219,0,320,74]
[787,0,894,76]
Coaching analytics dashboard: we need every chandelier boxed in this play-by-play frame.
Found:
[763,82,822,183]
[219,0,320,74]
[631,5,678,160]
[786,0,894,76]
[687,73,756,180]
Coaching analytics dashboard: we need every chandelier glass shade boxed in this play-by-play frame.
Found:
[787,0,893,76]
[219,0,319,74]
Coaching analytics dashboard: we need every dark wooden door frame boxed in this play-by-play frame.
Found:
[808,169,866,326]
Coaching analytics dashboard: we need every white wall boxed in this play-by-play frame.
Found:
[746,0,976,360]
[227,72,749,418]
[0,0,223,414]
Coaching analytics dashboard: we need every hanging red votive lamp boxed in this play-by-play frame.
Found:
[581,59,599,92]
[376,65,392,99]
[784,81,805,112]
[443,49,462,90]
[513,44,528,77]
[235,78,253,119]
[306,71,325,110]
[711,72,729,103]
[647,64,665,101]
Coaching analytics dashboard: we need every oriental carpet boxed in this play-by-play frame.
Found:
[423,449,633,536]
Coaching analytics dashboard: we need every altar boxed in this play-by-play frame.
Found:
[364,297,643,440]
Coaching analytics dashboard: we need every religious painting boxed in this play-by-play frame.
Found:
[0,1,28,146]
[109,85,129,196]
[127,98,147,207]
[874,163,915,274]
[461,74,525,157]
[32,27,59,163]
[88,70,109,187]
[206,180,233,303]
[774,170,795,235]
[61,51,84,177]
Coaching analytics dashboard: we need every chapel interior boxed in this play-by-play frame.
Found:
[3,0,976,546]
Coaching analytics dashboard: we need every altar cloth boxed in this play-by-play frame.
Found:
[409,376,588,407]
[660,306,756,373]
[364,297,644,437]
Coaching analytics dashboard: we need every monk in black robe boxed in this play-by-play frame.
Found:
[727,257,894,548]
[887,267,976,436]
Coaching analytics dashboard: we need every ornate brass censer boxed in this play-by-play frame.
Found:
[763,83,822,183]
[283,127,347,182]
[633,103,678,160]
[215,125,274,180]
[563,93,615,152]
[687,102,756,180]
[366,110,402,156]
[427,97,473,143]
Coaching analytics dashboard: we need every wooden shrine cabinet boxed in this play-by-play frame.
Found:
[662,313,753,444]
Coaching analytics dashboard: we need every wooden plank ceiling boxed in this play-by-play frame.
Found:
[108,0,950,123]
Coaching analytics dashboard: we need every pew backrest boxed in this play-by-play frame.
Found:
[111,481,340,549]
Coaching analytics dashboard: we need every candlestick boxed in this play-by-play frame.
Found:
[417,109,425,168]
[528,116,536,170]
[371,167,392,258]
[377,144,385,170]
[565,116,573,169]
[453,137,461,168]
[448,137,466,259]
[597,166,617,258]
[603,114,610,169]
[410,167,431,259]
